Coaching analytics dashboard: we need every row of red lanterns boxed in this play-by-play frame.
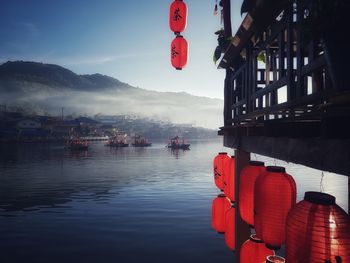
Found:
[211,152,350,262]
[213,153,296,249]
[212,153,279,262]
[169,0,188,70]
[212,153,235,252]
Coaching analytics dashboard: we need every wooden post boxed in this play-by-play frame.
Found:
[224,70,232,126]
[234,149,251,261]
[222,0,232,38]
[348,176,350,214]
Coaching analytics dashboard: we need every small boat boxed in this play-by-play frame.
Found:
[105,140,129,147]
[132,135,152,147]
[105,134,129,147]
[65,138,89,151]
[167,136,190,150]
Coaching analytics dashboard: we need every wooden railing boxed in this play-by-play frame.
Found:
[222,0,349,126]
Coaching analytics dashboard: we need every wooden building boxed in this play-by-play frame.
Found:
[217,0,350,258]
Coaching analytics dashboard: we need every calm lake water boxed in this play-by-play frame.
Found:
[0,139,348,263]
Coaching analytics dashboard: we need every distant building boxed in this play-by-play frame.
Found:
[16,119,41,129]
[51,120,79,138]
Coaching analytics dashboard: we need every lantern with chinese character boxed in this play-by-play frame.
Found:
[239,161,265,227]
[213,152,230,191]
[169,0,187,34]
[211,194,231,233]
[171,36,188,70]
[224,203,235,250]
[254,166,296,249]
[240,234,275,263]
[223,156,235,201]
[286,191,350,263]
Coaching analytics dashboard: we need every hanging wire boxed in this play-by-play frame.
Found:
[253,153,258,161]
[220,7,224,24]
[273,158,277,166]
[320,171,325,193]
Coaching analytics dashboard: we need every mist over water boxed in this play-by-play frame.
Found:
[0,84,223,129]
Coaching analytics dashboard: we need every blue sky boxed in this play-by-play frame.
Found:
[0,0,243,99]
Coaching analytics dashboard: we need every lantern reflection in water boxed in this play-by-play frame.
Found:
[286,191,350,263]
[211,194,230,233]
[254,166,296,249]
[239,160,265,227]
[240,234,274,263]
[224,202,235,250]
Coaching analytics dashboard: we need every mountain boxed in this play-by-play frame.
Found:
[0,61,223,129]
[0,61,129,91]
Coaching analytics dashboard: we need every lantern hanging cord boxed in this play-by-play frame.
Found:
[273,158,277,166]
[320,171,325,193]
[253,153,258,161]
[213,0,218,15]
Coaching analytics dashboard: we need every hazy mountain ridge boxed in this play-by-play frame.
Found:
[0,61,223,129]
[0,61,130,91]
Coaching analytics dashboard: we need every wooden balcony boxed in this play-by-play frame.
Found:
[219,0,350,177]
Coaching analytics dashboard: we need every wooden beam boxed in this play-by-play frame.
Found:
[222,0,232,38]
[222,133,350,177]
[251,77,287,99]
[234,149,251,262]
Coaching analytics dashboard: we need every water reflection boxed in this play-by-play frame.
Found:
[0,140,347,263]
[168,148,189,159]
[0,140,236,263]
[64,149,89,158]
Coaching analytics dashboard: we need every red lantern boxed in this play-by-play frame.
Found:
[211,194,231,233]
[223,156,235,201]
[224,203,235,250]
[171,36,188,70]
[239,161,265,227]
[254,166,296,249]
[286,191,350,263]
[240,234,275,263]
[169,0,187,34]
[213,152,230,191]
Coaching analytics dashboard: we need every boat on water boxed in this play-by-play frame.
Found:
[167,136,190,150]
[132,135,152,147]
[65,138,89,151]
[105,134,129,147]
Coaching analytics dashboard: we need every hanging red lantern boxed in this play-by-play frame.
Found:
[224,203,235,250]
[240,234,275,263]
[213,152,230,191]
[254,166,296,249]
[223,156,235,201]
[286,191,350,263]
[239,161,266,227]
[169,0,187,34]
[211,194,231,233]
[171,36,188,70]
